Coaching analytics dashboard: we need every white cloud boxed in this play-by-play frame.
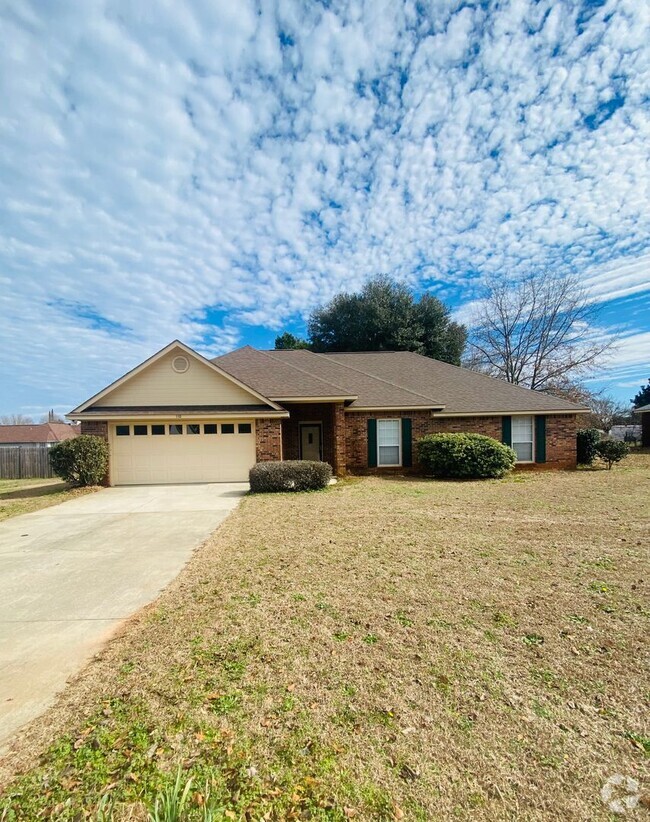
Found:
[0,0,649,412]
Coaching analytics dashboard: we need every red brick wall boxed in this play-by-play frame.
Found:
[344,412,577,473]
[255,418,282,462]
[80,420,108,439]
[540,413,578,469]
[345,410,432,473]
[281,403,337,464]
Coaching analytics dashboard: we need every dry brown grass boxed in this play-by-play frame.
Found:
[1,456,649,820]
[0,479,96,521]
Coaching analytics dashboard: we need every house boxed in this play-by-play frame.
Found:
[0,423,79,449]
[633,404,650,447]
[67,340,589,485]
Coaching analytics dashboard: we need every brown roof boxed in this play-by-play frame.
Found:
[322,352,587,414]
[0,423,79,444]
[213,348,588,414]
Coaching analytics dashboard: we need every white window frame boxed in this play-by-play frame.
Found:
[377,418,402,467]
[511,415,534,463]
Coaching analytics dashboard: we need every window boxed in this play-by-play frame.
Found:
[221,423,235,434]
[152,424,165,436]
[238,423,252,434]
[377,419,401,466]
[116,425,130,437]
[186,423,200,435]
[169,424,183,435]
[134,425,148,436]
[204,424,218,434]
[512,416,534,462]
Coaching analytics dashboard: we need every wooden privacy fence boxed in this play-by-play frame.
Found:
[0,446,55,479]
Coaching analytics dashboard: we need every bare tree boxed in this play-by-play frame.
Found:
[467,272,612,391]
[0,414,34,425]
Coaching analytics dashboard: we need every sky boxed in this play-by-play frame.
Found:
[1,0,649,418]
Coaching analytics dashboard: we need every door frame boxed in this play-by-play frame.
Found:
[298,421,323,461]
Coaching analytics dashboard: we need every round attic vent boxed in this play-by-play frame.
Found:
[172,355,190,373]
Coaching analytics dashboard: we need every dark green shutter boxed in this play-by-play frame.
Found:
[535,415,547,463]
[367,418,377,467]
[401,418,412,468]
[501,415,512,446]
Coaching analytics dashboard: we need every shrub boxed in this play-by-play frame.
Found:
[595,439,629,470]
[49,434,109,486]
[249,460,332,493]
[576,428,601,465]
[416,433,516,479]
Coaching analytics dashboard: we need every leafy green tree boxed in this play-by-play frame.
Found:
[631,378,650,408]
[306,275,466,364]
[274,332,311,350]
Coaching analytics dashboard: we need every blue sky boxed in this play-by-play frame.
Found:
[0,0,648,418]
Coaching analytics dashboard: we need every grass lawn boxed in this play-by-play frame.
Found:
[0,456,648,820]
[0,479,97,522]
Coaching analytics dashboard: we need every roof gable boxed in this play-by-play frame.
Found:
[70,341,281,415]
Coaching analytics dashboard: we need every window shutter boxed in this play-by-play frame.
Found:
[501,415,512,446]
[401,418,412,468]
[367,418,377,467]
[535,415,547,463]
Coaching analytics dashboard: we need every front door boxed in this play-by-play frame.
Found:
[300,424,322,461]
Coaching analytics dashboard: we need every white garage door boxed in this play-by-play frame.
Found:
[110,421,256,485]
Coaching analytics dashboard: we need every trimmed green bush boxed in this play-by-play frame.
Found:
[49,435,109,486]
[416,433,516,479]
[595,439,629,470]
[576,428,601,465]
[249,460,332,493]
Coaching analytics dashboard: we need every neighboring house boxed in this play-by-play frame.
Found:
[609,424,642,443]
[67,340,589,485]
[633,404,650,447]
[0,423,79,449]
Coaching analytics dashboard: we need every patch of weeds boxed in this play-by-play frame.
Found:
[493,611,518,628]
[279,696,296,713]
[523,633,544,647]
[427,616,453,630]
[568,614,589,624]
[532,700,553,720]
[590,556,615,570]
[363,633,379,644]
[589,580,611,594]
[367,707,396,726]
[484,629,499,643]
[333,705,359,729]
[118,661,135,676]
[433,673,452,692]
[333,631,350,641]
[292,593,306,601]
[207,692,241,715]
[531,668,566,695]
[342,684,357,697]
[394,610,414,627]
[625,731,650,755]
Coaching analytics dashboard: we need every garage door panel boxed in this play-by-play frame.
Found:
[111,422,255,484]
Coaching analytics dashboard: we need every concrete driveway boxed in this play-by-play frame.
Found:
[0,483,246,750]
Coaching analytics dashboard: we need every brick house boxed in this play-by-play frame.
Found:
[68,340,588,485]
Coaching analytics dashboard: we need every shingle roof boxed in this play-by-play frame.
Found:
[213,347,587,414]
[322,352,587,414]
[0,423,79,444]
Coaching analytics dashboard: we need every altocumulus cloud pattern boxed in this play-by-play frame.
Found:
[0,0,649,414]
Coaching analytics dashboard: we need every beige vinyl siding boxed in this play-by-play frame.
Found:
[97,351,261,407]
